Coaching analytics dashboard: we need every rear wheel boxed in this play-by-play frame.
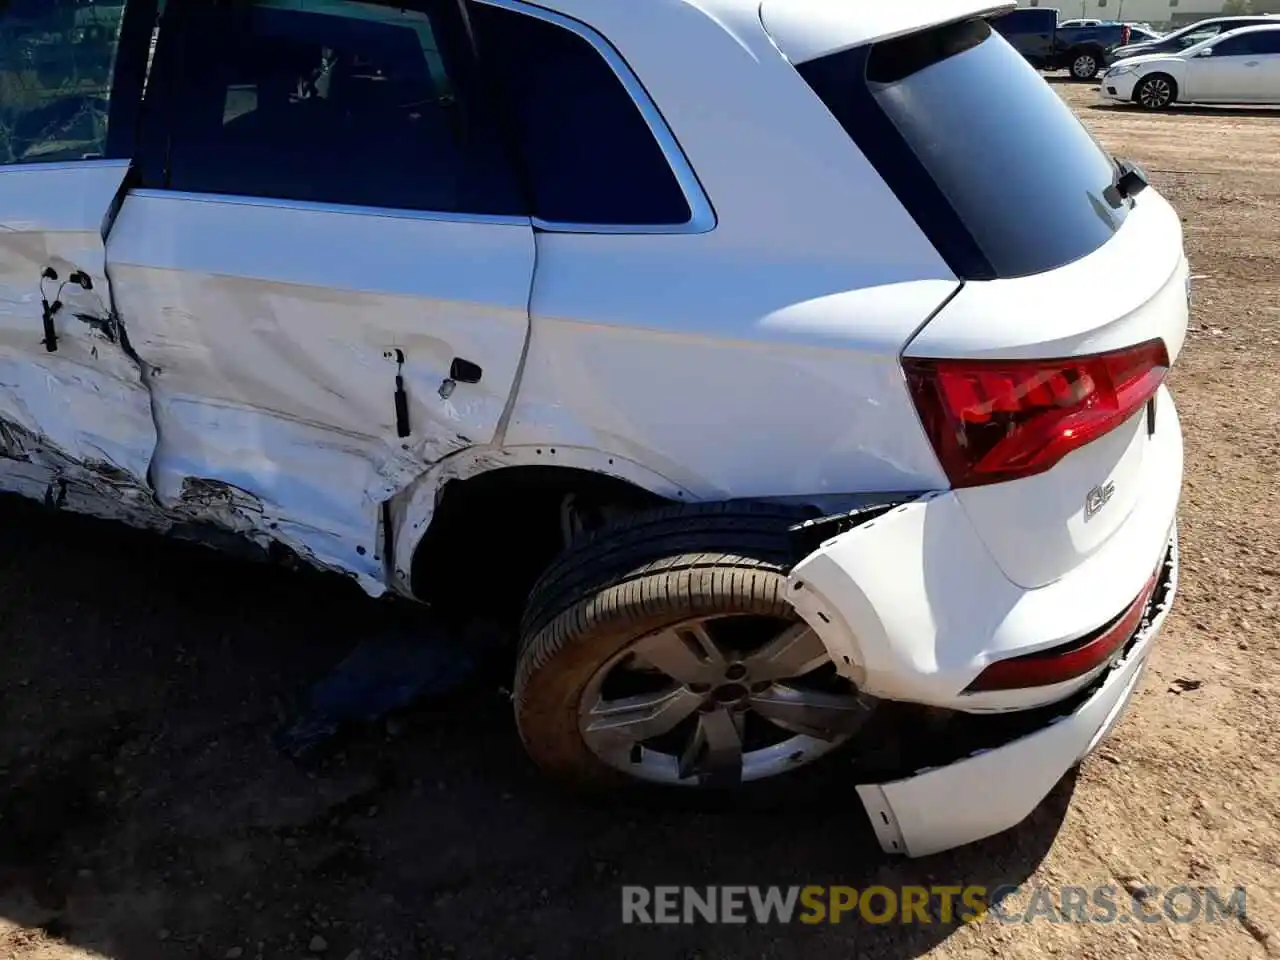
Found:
[1070,50,1101,80]
[1135,73,1176,110]
[514,503,875,789]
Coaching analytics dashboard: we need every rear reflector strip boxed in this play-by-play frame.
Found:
[965,569,1161,692]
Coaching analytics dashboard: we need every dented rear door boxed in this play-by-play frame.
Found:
[0,0,159,514]
[101,0,535,591]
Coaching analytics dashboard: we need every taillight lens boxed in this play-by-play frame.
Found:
[903,339,1169,488]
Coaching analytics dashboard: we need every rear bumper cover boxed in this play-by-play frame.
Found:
[858,533,1176,856]
[786,386,1181,855]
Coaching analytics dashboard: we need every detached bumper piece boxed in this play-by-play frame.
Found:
[857,532,1178,858]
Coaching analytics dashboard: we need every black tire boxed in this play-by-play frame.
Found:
[515,501,821,787]
[1070,49,1102,80]
[1134,73,1177,110]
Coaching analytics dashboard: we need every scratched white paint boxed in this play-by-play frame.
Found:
[0,0,1193,864]
[103,189,536,591]
[0,161,160,516]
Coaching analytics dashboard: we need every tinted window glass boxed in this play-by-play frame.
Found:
[468,2,691,226]
[1213,31,1275,55]
[1178,27,1222,48]
[1254,30,1280,54]
[799,18,1129,280]
[0,0,126,163]
[991,9,1055,35]
[152,0,522,214]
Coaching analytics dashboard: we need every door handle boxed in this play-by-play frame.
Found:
[437,357,483,401]
[1244,61,1260,67]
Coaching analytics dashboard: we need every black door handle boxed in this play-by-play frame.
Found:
[450,357,482,383]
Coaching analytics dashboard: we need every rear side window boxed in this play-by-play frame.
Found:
[143,0,523,214]
[1214,30,1280,55]
[797,18,1130,280]
[468,1,692,228]
[0,0,125,163]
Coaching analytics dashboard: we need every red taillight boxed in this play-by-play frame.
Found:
[903,339,1169,488]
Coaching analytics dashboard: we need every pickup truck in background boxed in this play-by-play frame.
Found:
[992,8,1160,79]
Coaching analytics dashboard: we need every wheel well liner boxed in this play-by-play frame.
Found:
[408,465,666,624]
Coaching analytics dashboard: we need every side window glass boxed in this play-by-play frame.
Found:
[1256,32,1280,55]
[155,0,522,214]
[468,1,694,228]
[1181,29,1219,48]
[1211,34,1250,56]
[0,0,127,164]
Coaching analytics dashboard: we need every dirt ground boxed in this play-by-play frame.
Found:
[2,81,1279,960]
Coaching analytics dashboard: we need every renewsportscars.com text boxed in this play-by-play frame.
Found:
[621,884,1248,926]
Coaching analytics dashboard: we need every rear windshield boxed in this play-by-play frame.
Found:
[797,18,1130,280]
[990,9,1055,34]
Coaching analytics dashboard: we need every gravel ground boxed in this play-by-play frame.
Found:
[1,81,1278,960]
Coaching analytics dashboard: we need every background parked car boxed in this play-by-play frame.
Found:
[1101,23,1280,109]
[993,8,1153,78]
[1109,14,1279,63]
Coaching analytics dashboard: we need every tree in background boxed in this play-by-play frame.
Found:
[1222,0,1280,12]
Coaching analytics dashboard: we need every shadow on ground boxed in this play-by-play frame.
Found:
[1088,101,1280,118]
[0,497,1071,960]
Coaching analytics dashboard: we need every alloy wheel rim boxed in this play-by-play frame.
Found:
[1075,55,1097,77]
[1141,78,1170,108]
[578,614,873,786]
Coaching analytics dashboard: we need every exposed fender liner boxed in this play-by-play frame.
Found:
[386,445,697,598]
[786,499,913,564]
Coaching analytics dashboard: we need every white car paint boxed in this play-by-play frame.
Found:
[0,0,1187,857]
[1100,24,1280,105]
[759,0,1014,63]
[0,161,161,522]
[910,191,1189,588]
[859,531,1176,857]
[789,383,1180,711]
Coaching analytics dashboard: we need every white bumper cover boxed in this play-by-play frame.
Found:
[1099,68,1142,103]
[786,388,1182,856]
[860,534,1176,856]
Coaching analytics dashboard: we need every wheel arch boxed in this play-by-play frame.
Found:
[1134,70,1179,107]
[390,449,690,618]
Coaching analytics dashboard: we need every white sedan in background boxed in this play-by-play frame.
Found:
[1100,23,1280,108]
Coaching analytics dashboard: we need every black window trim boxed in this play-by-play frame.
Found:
[471,0,715,235]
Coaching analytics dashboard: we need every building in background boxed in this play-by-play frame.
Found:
[1016,0,1280,27]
